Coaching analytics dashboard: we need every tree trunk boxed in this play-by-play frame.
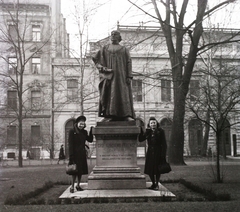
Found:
[18,60,23,167]
[222,135,227,159]
[18,119,23,167]
[216,132,222,183]
[201,109,210,156]
[18,94,23,167]
[169,78,186,165]
[202,124,210,156]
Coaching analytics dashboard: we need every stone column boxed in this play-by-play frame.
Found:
[88,121,146,189]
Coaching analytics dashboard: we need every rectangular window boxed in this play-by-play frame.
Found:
[161,79,171,102]
[31,91,41,110]
[7,90,17,110]
[7,126,17,145]
[8,24,17,39]
[67,79,78,101]
[8,57,17,74]
[32,58,40,74]
[132,79,142,102]
[190,80,200,101]
[32,25,41,41]
[31,125,40,145]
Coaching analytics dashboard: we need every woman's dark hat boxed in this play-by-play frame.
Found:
[149,117,157,121]
[75,115,86,123]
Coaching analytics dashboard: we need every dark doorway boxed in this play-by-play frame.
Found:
[30,147,40,159]
[233,134,237,156]
[189,119,203,155]
[219,119,231,156]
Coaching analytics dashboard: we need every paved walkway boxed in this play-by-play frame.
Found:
[59,182,176,203]
[0,159,62,167]
[1,156,239,168]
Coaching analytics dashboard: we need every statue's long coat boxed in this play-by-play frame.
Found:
[93,44,135,118]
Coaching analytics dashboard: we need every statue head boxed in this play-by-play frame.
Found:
[111,30,122,43]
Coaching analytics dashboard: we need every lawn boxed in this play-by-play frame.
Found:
[0,157,240,212]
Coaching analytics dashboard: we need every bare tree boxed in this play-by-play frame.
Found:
[128,0,240,164]
[61,0,107,115]
[187,46,240,182]
[49,0,108,160]
[52,59,98,113]
[0,0,56,166]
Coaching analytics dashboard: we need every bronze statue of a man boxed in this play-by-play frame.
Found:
[92,30,135,121]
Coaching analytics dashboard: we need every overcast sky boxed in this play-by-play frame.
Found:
[61,0,146,41]
[61,0,240,54]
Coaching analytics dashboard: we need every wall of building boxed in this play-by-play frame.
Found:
[86,26,240,157]
[1,2,240,160]
[0,0,69,160]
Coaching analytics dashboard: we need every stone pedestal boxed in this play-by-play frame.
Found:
[88,121,146,189]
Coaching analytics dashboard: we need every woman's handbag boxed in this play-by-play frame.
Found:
[66,163,78,175]
[158,162,172,174]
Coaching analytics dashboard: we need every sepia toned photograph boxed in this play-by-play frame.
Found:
[0,0,240,211]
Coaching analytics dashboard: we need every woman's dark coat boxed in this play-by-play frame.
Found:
[68,124,93,175]
[139,127,167,175]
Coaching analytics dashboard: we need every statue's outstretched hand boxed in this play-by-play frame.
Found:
[102,67,113,73]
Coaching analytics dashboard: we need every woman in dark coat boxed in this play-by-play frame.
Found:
[57,145,65,164]
[138,117,167,190]
[68,115,93,193]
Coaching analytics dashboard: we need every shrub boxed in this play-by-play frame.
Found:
[4,181,54,205]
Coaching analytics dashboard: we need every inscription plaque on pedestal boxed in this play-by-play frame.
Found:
[88,121,146,189]
[97,140,136,167]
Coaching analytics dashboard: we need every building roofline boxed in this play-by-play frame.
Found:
[117,24,240,32]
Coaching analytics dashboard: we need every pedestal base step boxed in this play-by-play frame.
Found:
[88,177,146,189]
[88,169,146,189]
[59,182,176,203]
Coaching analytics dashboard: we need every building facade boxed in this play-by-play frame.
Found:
[1,1,239,160]
[52,24,240,159]
[87,25,240,157]
[0,0,69,160]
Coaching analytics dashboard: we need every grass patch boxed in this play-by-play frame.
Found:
[4,181,54,205]
[161,179,180,183]
[179,178,231,201]
[3,178,231,205]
